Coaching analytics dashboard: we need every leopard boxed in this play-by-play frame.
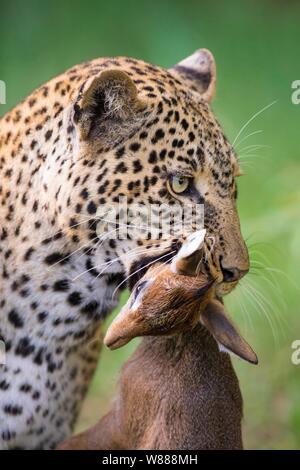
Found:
[0,49,249,449]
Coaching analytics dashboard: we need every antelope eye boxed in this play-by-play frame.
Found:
[130,280,149,309]
[134,280,148,300]
[167,175,191,195]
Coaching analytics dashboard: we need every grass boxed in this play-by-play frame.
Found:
[1,0,300,449]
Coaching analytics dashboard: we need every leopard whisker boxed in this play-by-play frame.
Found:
[234,129,263,150]
[111,250,176,298]
[239,144,270,154]
[240,279,279,344]
[91,247,161,285]
[46,228,119,270]
[72,255,123,282]
[246,278,288,339]
[232,100,277,147]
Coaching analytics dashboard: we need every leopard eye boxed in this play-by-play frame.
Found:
[167,175,190,195]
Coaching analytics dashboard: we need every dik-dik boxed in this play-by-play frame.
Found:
[58,231,258,450]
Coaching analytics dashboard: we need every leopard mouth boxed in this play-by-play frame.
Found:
[127,238,241,297]
[201,244,243,297]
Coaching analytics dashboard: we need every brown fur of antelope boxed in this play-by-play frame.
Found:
[58,230,257,450]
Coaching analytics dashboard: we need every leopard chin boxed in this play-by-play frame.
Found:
[216,280,239,297]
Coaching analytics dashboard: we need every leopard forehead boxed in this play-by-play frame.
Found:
[1,55,238,180]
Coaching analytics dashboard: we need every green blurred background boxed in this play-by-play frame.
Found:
[1,0,300,450]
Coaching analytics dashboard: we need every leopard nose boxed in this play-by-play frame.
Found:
[220,264,249,282]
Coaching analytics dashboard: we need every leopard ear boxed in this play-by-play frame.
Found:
[170,49,216,102]
[73,70,146,141]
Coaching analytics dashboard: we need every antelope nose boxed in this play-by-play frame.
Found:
[221,264,249,282]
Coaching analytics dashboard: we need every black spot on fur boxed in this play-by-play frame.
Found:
[3,404,23,416]
[53,279,70,292]
[8,309,24,328]
[15,337,35,357]
[67,292,82,306]
[44,252,70,266]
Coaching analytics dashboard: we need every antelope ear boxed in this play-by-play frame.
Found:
[73,70,146,141]
[200,300,258,365]
[172,229,206,276]
[170,49,216,102]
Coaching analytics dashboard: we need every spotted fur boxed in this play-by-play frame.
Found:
[0,50,248,449]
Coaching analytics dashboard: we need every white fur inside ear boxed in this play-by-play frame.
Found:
[171,229,206,272]
[218,342,244,362]
[177,50,212,75]
[218,342,231,355]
